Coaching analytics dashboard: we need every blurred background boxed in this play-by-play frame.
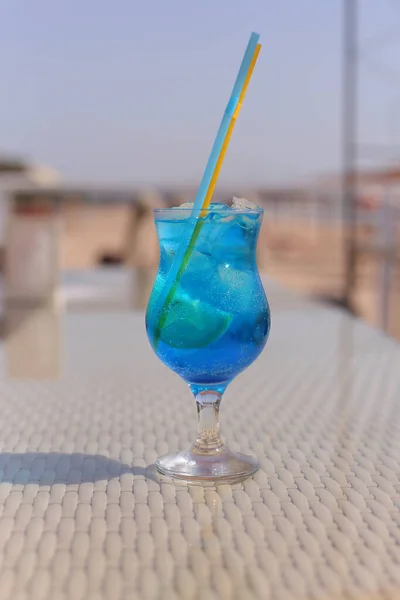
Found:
[1,0,400,342]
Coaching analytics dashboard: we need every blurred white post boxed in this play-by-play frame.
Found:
[378,189,395,333]
[126,190,164,309]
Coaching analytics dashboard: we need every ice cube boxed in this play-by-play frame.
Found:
[173,201,230,212]
[231,197,261,211]
[174,201,194,209]
[208,202,230,210]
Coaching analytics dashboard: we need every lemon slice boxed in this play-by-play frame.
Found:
[159,292,232,349]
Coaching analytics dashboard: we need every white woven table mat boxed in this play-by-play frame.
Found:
[0,282,399,600]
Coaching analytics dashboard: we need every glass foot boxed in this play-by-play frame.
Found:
[156,446,260,483]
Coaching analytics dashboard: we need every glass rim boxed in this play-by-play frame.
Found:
[153,207,263,217]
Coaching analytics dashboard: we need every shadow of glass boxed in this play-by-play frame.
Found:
[0,452,158,485]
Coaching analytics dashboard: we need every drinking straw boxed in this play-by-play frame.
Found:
[200,43,261,214]
[169,44,262,286]
[154,33,261,345]
[190,31,260,215]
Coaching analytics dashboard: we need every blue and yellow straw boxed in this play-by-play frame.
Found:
[154,33,262,345]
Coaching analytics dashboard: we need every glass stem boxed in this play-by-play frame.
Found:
[192,390,225,454]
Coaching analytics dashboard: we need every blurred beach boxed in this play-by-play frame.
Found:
[55,199,400,339]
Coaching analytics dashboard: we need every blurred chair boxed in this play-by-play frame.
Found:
[5,192,61,306]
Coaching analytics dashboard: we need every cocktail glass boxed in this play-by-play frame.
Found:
[146,206,270,482]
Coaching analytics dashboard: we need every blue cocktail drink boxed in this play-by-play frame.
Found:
[146,202,270,481]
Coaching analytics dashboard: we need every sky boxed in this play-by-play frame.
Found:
[2,0,400,187]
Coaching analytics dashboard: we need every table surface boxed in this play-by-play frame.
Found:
[0,279,399,600]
